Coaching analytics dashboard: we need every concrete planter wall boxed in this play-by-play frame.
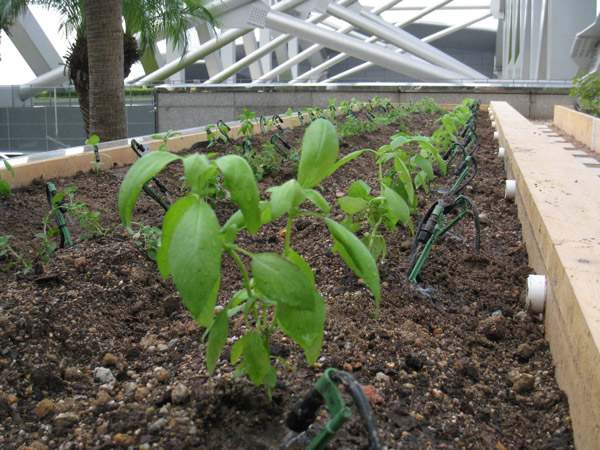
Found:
[553,105,600,155]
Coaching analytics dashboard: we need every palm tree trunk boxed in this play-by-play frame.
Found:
[83,0,127,142]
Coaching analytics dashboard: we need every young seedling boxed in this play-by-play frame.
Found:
[152,129,182,152]
[237,108,257,139]
[118,119,380,396]
[0,158,15,197]
[86,135,112,172]
[0,235,33,274]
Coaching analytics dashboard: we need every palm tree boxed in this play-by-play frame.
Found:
[0,0,215,141]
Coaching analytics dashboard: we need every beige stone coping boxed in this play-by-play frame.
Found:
[0,115,300,190]
[491,101,600,449]
[554,105,600,155]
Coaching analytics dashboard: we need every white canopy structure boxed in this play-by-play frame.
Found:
[2,0,599,97]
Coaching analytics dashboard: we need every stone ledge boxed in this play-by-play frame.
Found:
[554,105,600,155]
[491,101,600,450]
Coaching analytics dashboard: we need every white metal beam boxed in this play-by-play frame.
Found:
[292,0,455,83]
[264,10,465,82]
[324,12,492,82]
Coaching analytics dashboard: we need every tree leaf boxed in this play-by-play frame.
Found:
[206,308,229,373]
[325,218,381,316]
[337,196,368,215]
[252,253,316,310]
[216,155,261,233]
[267,179,306,220]
[298,119,339,188]
[244,331,269,386]
[162,197,223,327]
[277,292,326,365]
[119,151,181,227]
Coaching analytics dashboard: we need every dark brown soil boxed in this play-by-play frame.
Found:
[0,110,573,450]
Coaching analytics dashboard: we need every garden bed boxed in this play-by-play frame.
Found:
[0,107,573,449]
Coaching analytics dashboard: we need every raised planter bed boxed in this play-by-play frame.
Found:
[0,103,575,449]
[553,105,600,155]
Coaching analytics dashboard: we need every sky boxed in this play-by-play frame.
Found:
[0,0,594,86]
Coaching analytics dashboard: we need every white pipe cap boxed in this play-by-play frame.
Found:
[526,275,547,313]
[505,179,517,200]
[498,147,506,159]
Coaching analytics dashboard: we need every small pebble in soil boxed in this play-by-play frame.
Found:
[513,374,536,394]
[171,384,191,405]
[93,367,115,384]
[54,412,79,427]
[101,353,119,367]
[516,343,536,362]
[35,399,55,419]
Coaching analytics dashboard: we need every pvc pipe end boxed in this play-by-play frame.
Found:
[526,275,546,313]
[491,120,496,128]
[498,147,506,159]
[490,114,495,121]
[505,179,517,200]
[493,131,500,140]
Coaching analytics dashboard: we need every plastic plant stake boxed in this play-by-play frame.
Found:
[408,195,481,283]
[285,368,383,450]
[46,183,73,248]
[270,133,292,158]
[130,140,171,211]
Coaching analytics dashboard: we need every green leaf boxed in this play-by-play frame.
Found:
[382,185,411,227]
[327,148,371,176]
[118,151,181,227]
[267,179,306,220]
[0,178,10,197]
[412,154,434,179]
[390,134,412,149]
[85,135,100,146]
[347,180,371,198]
[244,331,269,386]
[183,153,217,193]
[337,196,368,215]
[206,308,229,373]
[157,196,195,278]
[277,292,326,365]
[298,119,339,188]
[325,218,381,316]
[2,159,15,177]
[216,155,261,233]
[160,197,223,327]
[282,248,315,285]
[394,155,415,205]
[304,189,330,214]
[252,253,316,310]
[230,334,249,364]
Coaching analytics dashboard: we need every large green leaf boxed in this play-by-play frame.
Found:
[282,248,315,285]
[161,197,223,327]
[2,159,14,177]
[412,154,434,179]
[304,188,330,214]
[382,184,411,227]
[390,134,412,150]
[183,153,217,193]
[394,155,415,205]
[337,196,368,215]
[267,179,306,220]
[244,331,270,386]
[157,196,196,278]
[216,155,261,233]
[277,293,326,365]
[298,119,339,188]
[252,253,316,310]
[0,178,10,197]
[327,148,371,176]
[206,308,229,373]
[118,151,181,227]
[348,180,371,198]
[325,218,381,316]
